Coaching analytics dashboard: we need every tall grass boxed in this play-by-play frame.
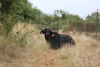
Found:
[0,22,40,61]
[0,22,100,67]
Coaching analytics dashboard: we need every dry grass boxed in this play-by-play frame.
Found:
[0,22,100,67]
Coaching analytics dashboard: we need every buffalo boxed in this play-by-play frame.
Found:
[40,28,75,49]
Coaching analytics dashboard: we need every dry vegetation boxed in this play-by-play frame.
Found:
[0,23,100,67]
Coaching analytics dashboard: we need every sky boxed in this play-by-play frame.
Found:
[28,0,100,19]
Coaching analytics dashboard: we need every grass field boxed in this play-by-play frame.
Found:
[0,23,100,67]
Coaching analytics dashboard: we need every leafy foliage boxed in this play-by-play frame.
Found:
[0,0,42,36]
[86,12,100,23]
[0,0,99,35]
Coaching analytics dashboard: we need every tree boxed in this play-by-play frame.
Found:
[86,12,100,23]
[0,0,43,36]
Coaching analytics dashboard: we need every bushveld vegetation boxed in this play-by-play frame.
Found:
[0,0,100,67]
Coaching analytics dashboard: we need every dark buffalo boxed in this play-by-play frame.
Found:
[40,28,75,49]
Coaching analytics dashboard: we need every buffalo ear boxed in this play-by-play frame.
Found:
[40,28,42,34]
[40,31,42,34]
[40,28,44,31]
[40,28,42,30]
[40,28,45,34]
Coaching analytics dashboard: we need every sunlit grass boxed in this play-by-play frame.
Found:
[0,22,100,67]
